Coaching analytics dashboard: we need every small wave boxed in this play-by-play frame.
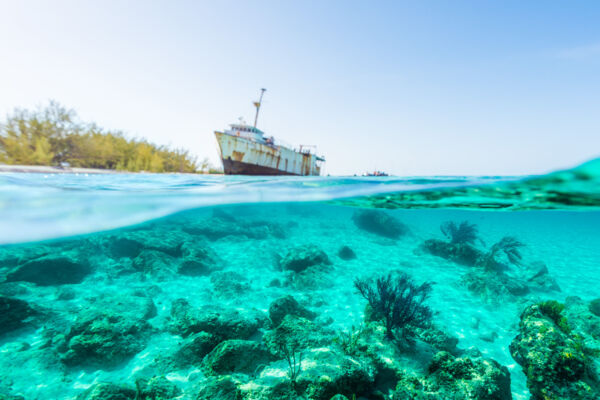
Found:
[0,158,598,244]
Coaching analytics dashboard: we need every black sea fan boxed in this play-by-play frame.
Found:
[489,236,524,266]
[354,272,433,339]
[481,236,525,271]
[440,221,479,245]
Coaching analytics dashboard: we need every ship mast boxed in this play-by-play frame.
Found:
[253,88,266,128]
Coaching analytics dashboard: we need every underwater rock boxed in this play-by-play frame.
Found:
[135,376,181,399]
[563,296,600,347]
[170,331,221,368]
[405,351,512,400]
[420,239,482,267]
[108,236,146,259]
[300,348,376,400]
[590,298,600,317]
[210,271,250,298]
[352,209,408,239]
[132,249,176,276]
[337,245,357,260]
[0,394,25,400]
[61,312,152,368]
[462,263,561,303]
[195,375,242,400]
[75,383,136,400]
[461,269,529,303]
[526,261,561,292]
[168,299,265,340]
[184,214,286,241]
[238,347,376,400]
[0,296,38,335]
[405,325,459,354]
[177,241,221,276]
[509,300,600,399]
[279,244,331,273]
[263,314,334,355]
[60,297,155,368]
[5,254,91,286]
[94,293,157,321]
[202,339,274,376]
[268,295,317,327]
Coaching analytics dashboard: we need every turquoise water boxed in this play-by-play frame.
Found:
[1,160,600,399]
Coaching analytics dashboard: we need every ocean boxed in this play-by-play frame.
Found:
[1,159,599,400]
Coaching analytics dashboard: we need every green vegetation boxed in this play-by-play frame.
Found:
[0,101,206,173]
[538,300,571,334]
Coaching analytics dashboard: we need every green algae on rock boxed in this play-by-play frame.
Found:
[510,299,600,399]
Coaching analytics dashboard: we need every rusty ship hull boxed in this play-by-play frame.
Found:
[215,131,322,176]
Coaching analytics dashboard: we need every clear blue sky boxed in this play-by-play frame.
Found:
[1,1,599,175]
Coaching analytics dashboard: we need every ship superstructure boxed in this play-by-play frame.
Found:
[214,89,324,175]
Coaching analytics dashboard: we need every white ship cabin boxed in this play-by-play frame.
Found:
[225,124,268,143]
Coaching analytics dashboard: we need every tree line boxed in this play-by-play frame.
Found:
[0,101,209,173]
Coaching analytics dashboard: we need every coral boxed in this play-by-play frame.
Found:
[210,271,250,298]
[135,376,181,399]
[169,331,221,368]
[480,236,524,271]
[352,209,408,239]
[58,294,155,369]
[268,295,317,327]
[263,314,333,354]
[60,311,152,369]
[178,242,221,276]
[509,301,600,399]
[422,351,511,400]
[183,213,287,241]
[75,383,136,400]
[279,244,331,273]
[354,272,433,339]
[202,340,274,376]
[440,220,480,245]
[334,325,367,356]
[168,299,265,340]
[461,269,530,303]
[195,376,242,400]
[132,250,176,275]
[420,238,483,267]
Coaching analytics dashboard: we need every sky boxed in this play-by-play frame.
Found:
[0,1,599,176]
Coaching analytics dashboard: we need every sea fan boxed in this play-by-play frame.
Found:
[481,236,525,271]
[354,272,433,339]
[440,221,479,245]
